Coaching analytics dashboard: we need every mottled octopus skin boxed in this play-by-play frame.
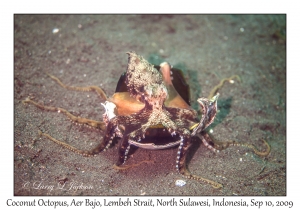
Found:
[99,52,220,187]
[23,51,270,189]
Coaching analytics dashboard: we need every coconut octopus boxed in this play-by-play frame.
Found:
[23,51,270,188]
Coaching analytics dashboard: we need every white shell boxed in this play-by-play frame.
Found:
[101,101,117,120]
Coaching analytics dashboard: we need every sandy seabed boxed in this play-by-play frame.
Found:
[14,15,286,196]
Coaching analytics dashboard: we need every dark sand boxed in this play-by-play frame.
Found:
[14,15,286,196]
